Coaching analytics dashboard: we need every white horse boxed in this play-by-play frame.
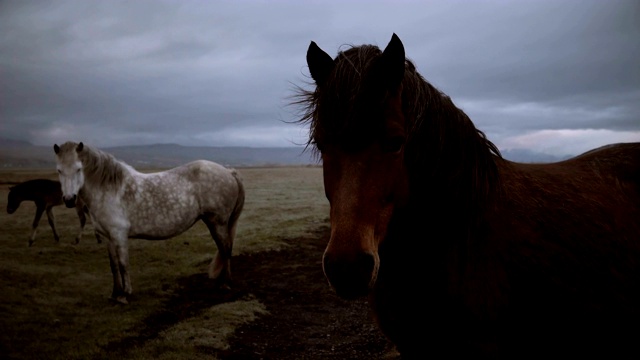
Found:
[54,141,245,304]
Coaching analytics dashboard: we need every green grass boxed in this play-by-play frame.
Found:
[0,166,328,359]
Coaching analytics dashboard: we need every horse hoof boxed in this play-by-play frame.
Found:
[109,296,129,305]
[213,278,233,291]
[218,283,232,291]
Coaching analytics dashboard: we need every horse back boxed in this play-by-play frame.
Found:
[128,160,240,213]
[481,143,640,347]
[13,179,64,206]
[391,143,640,357]
[494,142,640,240]
[173,160,240,189]
[182,160,243,209]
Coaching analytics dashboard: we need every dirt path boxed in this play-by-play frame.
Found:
[101,226,399,359]
[217,226,400,359]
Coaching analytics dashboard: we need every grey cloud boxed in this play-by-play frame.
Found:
[1,0,638,155]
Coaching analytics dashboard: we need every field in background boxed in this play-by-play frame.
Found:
[0,166,328,360]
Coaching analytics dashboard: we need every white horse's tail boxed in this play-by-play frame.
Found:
[229,169,245,227]
[204,167,245,287]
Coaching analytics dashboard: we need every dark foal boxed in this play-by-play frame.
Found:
[7,178,93,246]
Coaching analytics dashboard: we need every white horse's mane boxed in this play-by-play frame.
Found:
[58,141,132,191]
[80,144,133,191]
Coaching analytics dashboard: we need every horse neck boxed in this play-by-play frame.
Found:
[7,190,25,207]
[79,146,130,195]
[11,183,41,203]
[9,187,27,203]
[404,85,500,227]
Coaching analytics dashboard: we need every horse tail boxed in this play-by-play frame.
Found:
[229,168,245,231]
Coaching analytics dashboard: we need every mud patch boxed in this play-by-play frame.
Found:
[102,226,399,359]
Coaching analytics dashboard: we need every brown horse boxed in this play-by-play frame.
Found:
[296,33,640,358]
[7,178,93,246]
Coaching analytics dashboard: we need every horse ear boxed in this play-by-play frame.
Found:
[77,142,84,152]
[54,144,60,154]
[307,41,335,86]
[380,33,406,91]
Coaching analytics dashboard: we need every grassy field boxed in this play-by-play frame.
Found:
[0,166,328,360]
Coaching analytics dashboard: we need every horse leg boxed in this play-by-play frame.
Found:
[88,212,102,244]
[29,206,46,247]
[107,240,124,302]
[107,235,132,304]
[45,206,60,244]
[74,205,87,245]
[94,231,102,244]
[203,216,235,289]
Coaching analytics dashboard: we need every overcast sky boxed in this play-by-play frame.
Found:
[1,0,638,157]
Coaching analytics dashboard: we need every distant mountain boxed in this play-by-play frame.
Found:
[0,138,570,169]
[0,141,318,169]
[500,148,571,163]
[0,138,33,147]
[104,144,317,168]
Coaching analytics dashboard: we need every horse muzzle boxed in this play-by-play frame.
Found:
[322,247,378,299]
[7,206,15,214]
[63,195,77,208]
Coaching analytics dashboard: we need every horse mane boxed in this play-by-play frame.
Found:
[58,141,129,191]
[402,59,502,225]
[79,144,131,191]
[293,43,503,226]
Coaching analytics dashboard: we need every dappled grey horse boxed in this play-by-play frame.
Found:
[54,141,245,304]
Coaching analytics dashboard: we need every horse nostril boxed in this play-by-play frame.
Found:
[64,195,77,208]
[323,251,376,299]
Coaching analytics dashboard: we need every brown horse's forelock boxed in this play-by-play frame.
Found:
[291,45,386,158]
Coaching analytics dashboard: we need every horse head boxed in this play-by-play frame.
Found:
[306,34,411,299]
[54,141,85,208]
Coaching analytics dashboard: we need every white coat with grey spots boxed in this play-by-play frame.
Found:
[54,141,245,304]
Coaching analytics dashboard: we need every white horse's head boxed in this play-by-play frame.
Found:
[54,142,85,208]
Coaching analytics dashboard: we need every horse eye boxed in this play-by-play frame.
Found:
[76,169,81,173]
[381,136,404,154]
